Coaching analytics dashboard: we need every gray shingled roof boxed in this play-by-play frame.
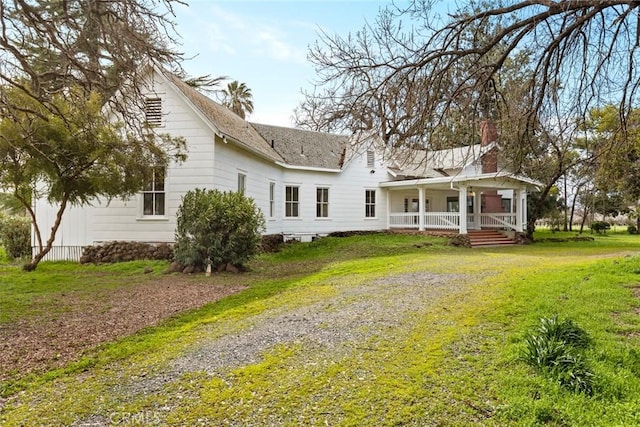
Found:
[250,123,348,170]
[161,70,350,169]
[162,71,284,163]
[389,144,485,178]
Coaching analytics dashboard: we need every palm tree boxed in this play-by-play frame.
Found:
[221,80,254,119]
[183,73,228,95]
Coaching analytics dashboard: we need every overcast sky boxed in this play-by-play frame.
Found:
[173,0,396,126]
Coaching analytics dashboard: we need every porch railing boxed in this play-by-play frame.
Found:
[425,212,460,230]
[389,212,517,231]
[388,213,420,227]
[480,213,516,229]
[389,212,460,230]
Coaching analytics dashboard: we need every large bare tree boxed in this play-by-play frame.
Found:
[296,0,638,236]
[297,0,639,158]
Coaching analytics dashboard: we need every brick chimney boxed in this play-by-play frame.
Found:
[480,120,498,173]
[480,120,498,146]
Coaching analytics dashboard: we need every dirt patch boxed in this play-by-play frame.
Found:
[0,276,246,382]
[632,285,640,316]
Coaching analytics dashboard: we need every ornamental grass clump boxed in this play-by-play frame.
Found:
[522,315,594,395]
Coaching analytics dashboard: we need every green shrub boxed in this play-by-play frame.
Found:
[521,316,594,395]
[0,214,31,259]
[590,221,611,234]
[174,188,265,270]
[628,224,638,235]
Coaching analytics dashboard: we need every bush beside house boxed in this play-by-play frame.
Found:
[0,214,31,259]
[174,189,265,271]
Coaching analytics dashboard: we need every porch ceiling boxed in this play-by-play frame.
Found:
[379,171,541,191]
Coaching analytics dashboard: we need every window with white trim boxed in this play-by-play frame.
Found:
[404,197,419,213]
[501,198,512,213]
[285,186,299,217]
[316,187,329,218]
[269,182,275,218]
[144,97,162,127]
[365,189,376,218]
[446,196,459,213]
[143,168,165,216]
[237,172,246,193]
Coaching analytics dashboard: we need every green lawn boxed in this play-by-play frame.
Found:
[1,231,640,426]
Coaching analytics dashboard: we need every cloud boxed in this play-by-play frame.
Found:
[253,26,307,64]
[185,4,308,64]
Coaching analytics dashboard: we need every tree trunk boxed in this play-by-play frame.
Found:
[569,182,585,232]
[15,192,43,252]
[23,195,68,272]
[569,196,576,232]
[563,174,568,231]
[579,205,589,234]
[526,176,562,239]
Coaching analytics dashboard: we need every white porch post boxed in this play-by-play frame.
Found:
[418,186,425,231]
[473,190,481,230]
[520,187,528,233]
[515,187,526,232]
[386,189,391,230]
[459,184,468,234]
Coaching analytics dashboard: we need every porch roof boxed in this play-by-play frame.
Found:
[379,171,542,191]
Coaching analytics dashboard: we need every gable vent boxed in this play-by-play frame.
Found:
[145,97,162,127]
[366,150,375,168]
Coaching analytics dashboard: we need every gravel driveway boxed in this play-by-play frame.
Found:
[74,270,473,426]
[173,271,468,373]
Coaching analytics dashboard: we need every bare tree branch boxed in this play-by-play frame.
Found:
[0,0,185,129]
[297,0,640,159]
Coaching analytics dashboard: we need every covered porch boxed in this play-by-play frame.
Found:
[380,173,539,234]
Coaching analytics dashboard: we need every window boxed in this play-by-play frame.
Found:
[285,186,299,217]
[404,198,430,212]
[501,198,512,213]
[447,196,471,213]
[144,97,162,127]
[365,189,376,218]
[366,150,375,168]
[269,182,275,218]
[143,168,165,216]
[237,172,246,193]
[404,198,419,213]
[446,196,459,213]
[316,187,329,218]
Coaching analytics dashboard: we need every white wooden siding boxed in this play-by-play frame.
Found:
[32,71,391,259]
[32,197,90,247]
[87,76,218,243]
[278,151,387,235]
[211,136,284,235]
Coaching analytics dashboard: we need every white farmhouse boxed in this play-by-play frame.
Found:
[33,67,539,260]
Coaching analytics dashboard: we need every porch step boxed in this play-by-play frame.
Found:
[468,230,516,248]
